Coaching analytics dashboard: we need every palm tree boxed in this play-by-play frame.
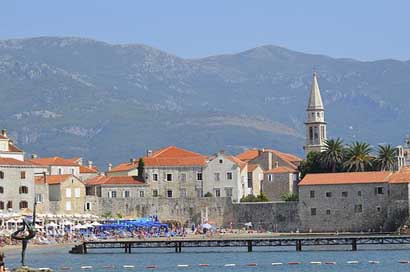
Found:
[320,138,345,172]
[376,144,397,171]
[344,141,373,172]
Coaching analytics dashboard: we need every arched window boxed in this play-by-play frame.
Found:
[19,201,28,209]
[19,186,28,194]
[0,171,4,179]
[0,186,3,193]
[0,201,4,210]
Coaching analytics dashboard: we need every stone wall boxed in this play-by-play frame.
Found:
[231,201,300,232]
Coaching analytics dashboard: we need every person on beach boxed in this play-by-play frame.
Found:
[0,251,5,272]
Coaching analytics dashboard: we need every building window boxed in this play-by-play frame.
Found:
[354,204,363,213]
[376,206,382,212]
[153,190,159,197]
[124,191,130,198]
[19,201,28,209]
[66,188,71,198]
[7,201,12,210]
[357,191,362,197]
[58,168,62,175]
[74,188,81,198]
[310,208,317,216]
[167,190,173,198]
[0,186,3,194]
[0,171,3,179]
[375,187,384,195]
[310,190,315,198]
[20,171,26,179]
[326,209,331,215]
[215,189,221,197]
[309,127,313,142]
[166,173,173,181]
[325,192,332,197]
[225,188,233,197]
[153,173,158,181]
[35,194,43,203]
[197,172,203,181]
[226,172,233,180]
[19,186,28,194]
[214,172,220,181]
[247,178,253,189]
[268,174,273,182]
[65,201,72,211]
[341,191,348,197]
[219,159,223,164]
[139,191,145,198]
[71,168,75,174]
[85,202,92,211]
[0,201,4,210]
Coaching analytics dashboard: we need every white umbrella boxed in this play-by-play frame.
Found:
[91,221,102,226]
[201,223,213,229]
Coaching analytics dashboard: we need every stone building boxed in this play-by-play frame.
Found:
[0,158,46,212]
[263,166,299,201]
[298,171,392,232]
[0,129,24,161]
[29,156,81,176]
[202,152,248,202]
[303,72,327,155]
[35,174,86,215]
[108,146,207,198]
[247,164,263,196]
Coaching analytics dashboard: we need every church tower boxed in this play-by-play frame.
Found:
[304,72,327,155]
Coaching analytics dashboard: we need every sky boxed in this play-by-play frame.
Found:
[1,0,409,61]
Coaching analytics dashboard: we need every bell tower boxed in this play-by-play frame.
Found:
[304,72,327,155]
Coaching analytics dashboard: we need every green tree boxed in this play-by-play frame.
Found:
[138,158,145,178]
[299,151,328,179]
[375,144,397,171]
[344,141,373,172]
[204,192,213,197]
[280,192,299,201]
[320,138,345,172]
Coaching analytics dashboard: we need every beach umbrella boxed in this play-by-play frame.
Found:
[201,223,212,229]
[91,221,102,226]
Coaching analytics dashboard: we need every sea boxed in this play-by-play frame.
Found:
[4,245,410,271]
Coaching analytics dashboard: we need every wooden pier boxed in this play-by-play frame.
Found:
[69,234,410,254]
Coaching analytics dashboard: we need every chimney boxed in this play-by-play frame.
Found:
[31,154,37,159]
[268,152,273,170]
[88,161,93,168]
[132,158,137,164]
[108,163,112,172]
[1,129,7,138]
[274,161,279,168]
[77,158,83,165]
[147,150,153,157]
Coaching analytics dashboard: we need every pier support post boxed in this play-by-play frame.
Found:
[352,239,357,251]
[178,242,182,253]
[247,240,253,252]
[124,243,128,253]
[83,243,87,254]
[296,240,302,252]
[175,242,178,253]
[128,244,132,254]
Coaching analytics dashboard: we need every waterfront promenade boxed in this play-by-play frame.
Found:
[69,234,410,254]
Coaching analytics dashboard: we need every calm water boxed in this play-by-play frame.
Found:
[5,245,410,271]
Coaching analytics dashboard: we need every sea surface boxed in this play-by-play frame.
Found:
[4,245,410,271]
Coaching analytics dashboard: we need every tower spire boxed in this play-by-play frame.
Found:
[304,72,327,156]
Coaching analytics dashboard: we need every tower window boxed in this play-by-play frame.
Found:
[309,127,313,142]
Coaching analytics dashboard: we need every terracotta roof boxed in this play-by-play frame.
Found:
[226,156,247,170]
[236,149,302,170]
[29,157,79,167]
[85,175,145,185]
[0,158,34,166]
[79,164,98,174]
[389,167,410,183]
[299,171,392,186]
[110,146,206,172]
[8,143,23,152]
[265,166,298,174]
[247,164,260,172]
[35,174,73,185]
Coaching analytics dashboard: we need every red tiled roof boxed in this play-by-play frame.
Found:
[226,156,247,170]
[265,166,298,174]
[85,175,145,185]
[110,146,206,172]
[79,164,98,174]
[236,150,259,162]
[35,174,72,185]
[8,143,23,152]
[299,171,392,186]
[389,167,410,183]
[29,157,79,167]
[0,158,34,166]
[236,149,302,170]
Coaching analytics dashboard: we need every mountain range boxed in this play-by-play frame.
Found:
[1,37,409,168]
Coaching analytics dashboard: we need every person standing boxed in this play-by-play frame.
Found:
[0,251,5,272]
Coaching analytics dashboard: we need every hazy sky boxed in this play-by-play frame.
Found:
[1,0,409,60]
